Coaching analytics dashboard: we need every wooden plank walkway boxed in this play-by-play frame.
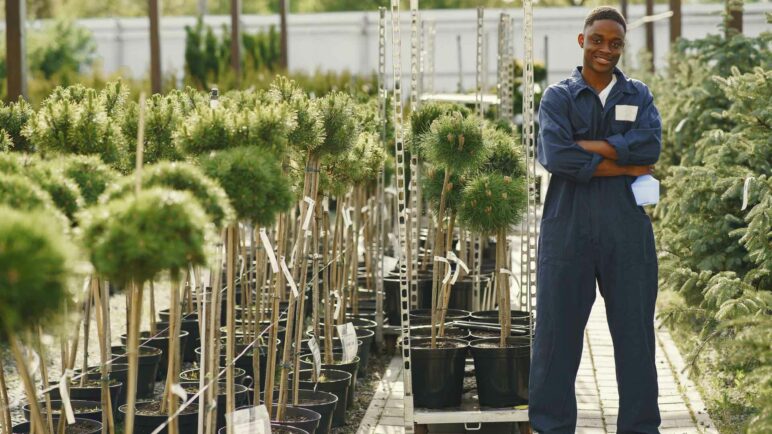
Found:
[358,299,718,434]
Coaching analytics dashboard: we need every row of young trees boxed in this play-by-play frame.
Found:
[649,28,771,433]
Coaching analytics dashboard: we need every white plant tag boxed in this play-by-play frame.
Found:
[447,251,469,285]
[280,256,299,298]
[337,322,358,363]
[675,117,687,133]
[434,255,452,285]
[388,233,402,259]
[741,176,754,211]
[308,337,322,378]
[322,196,330,212]
[170,383,188,402]
[343,207,352,228]
[259,228,279,273]
[227,404,271,434]
[631,175,660,206]
[615,104,638,122]
[302,196,316,232]
[58,369,76,424]
[384,187,397,196]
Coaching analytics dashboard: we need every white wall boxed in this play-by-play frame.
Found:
[9,4,771,91]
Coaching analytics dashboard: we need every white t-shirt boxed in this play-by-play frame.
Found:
[598,74,617,107]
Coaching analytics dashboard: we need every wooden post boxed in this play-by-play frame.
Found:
[279,0,289,70]
[669,0,682,43]
[149,0,163,94]
[231,0,242,84]
[5,0,27,102]
[726,0,743,36]
[620,0,628,19]
[645,0,655,72]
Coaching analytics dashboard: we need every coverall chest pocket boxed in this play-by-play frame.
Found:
[610,119,631,135]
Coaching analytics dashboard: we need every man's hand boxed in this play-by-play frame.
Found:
[593,159,654,177]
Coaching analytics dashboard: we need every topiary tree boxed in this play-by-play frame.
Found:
[102,161,234,230]
[121,93,185,165]
[0,206,76,433]
[0,172,69,227]
[80,187,210,434]
[54,154,119,205]
[268,76,325,154]
[28,164,85,224]
[482,125,524,179]
[23,87,128,172]
[0,98,33,152]
[418,112,488,346]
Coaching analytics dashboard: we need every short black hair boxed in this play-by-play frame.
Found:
[584,7,627,33]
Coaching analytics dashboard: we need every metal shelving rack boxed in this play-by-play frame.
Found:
[390,0,539,431]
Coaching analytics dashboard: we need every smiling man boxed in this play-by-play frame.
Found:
[528,7,662,434]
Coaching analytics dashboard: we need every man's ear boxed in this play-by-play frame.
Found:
[578,32,585,48]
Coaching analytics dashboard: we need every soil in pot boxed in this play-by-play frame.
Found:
[262,389,337,434]
[13,417,102,434]
[470,310,533,326]
[411,325,470,340]
[470,337,530,407]
[179,367,248,387]
[409,309,470,325]
[269,403,322,434]
[77,363,130,408]
[111,345,162,398]
[299,352,359,409]
[270,424,309,434]
[50,378,122,413]
[410,338,469,409]
[288,369,351,428]
[25,400,103,423]
[120,400,198,434]
[119,329,189,380]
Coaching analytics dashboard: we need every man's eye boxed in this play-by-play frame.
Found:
[592,38,602,44]
[611,41,624,49]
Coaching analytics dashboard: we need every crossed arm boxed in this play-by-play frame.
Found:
[575,140,653,177]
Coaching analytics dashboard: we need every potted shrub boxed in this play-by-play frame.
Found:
[458,124,529,407]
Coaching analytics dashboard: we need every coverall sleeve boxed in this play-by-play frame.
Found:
[605,89,662,166]
[537,86,603,184]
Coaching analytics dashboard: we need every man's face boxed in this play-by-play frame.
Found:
[578,19,626,74]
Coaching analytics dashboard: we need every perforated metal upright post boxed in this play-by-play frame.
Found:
[408,0,421,310]
[374,7,387,348]
[391,1,415,432]
[498,13,514,122]
[520,0,538,318]
[475,7,484,120]
[425,21,436,95]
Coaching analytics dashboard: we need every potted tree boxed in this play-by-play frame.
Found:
[458,125,529,407]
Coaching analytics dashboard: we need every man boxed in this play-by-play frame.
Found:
[528,7,662,434]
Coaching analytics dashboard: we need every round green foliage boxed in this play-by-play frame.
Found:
[231,103,296,154]
[0,152,25,174]
[221,89,267,111]
[422,165,465,215]
[458,173,527,235]
[175,105,231,155]
[121,94,185,165]
[0,173,69,228]
[322,131,386,194]
[0,206,74,338]
[268,76,325,153]
[199,146,293,226]
[482,126,524,179]
[81,187,209,285]
[0,98,34,152]
[55,155,119,205]
[24,88,128,172]
[407,102,469,154]
[102,161,234,229]
[314,91,358,157]
[28,164,85,224]
[0,131,12,152]
[420,112,488,174]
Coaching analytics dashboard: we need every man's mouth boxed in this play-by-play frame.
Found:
[594,55,613,66]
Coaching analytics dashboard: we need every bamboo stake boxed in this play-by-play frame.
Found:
[263,213,287,414]
[225,224,237,434]
[81,288,92,387]
[429,169,452,348]
[33,329,54,434]
[149,281,157,335]
[123,281,144,434]
[9,335,46,434]
[321,206,334,365]
[0,355,12,434]
[92,279,115,434]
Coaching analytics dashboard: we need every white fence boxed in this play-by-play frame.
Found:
[13,4,772,91]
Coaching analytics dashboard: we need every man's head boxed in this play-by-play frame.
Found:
[578,7,626,75]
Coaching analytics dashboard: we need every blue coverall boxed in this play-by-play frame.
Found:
[528,67,662,434]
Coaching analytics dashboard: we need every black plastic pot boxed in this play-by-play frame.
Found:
[263,389,337,434]
[410,325,470,340]
[269,404,321,434]
[50,379,122,414]
[121,401,198,434]
[120,329,189,380]
[77,363,130,408]
[194,341,275,392]
[354,328,375,373]
[409,309,470,325]
[383,274,433,323]
[410,338,468,408]
[289,369,351,428]
[299,352,359,409]
[13,417,102,433]
[301,337,364,377]
[24,400,102,423]
[179,381,250,430]
[111,345,162,398]
[470,310,533,326]
[470,337,531,407]
[157,312,199,362]
[180,367,249,388]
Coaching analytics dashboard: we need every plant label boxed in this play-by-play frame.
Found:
[742,176,754,211]
[332,291,342,319]
[279,256,299,298]
[170,383,187,402]
[434,255,452,285]
[302,196,315,233]
[447,251,469,284]
[227,404,270,434]
[259,228,279,273]
[343,207,352,228]
[308,337,322,378]
[337,322,358,363]
[58,369,76,424]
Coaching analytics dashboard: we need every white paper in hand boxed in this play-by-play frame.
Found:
[337,322,358,363]
[631,175,659,206]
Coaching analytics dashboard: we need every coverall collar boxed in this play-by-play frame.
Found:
[567,66,637,100]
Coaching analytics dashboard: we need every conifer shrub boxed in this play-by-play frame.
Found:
[80,187,209,286]
[55,154,119,205]
[457,173,527,235]
[420,112,488,175]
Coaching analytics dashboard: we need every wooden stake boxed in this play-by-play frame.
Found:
[123,281,144,434]
[9,334,46,434]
